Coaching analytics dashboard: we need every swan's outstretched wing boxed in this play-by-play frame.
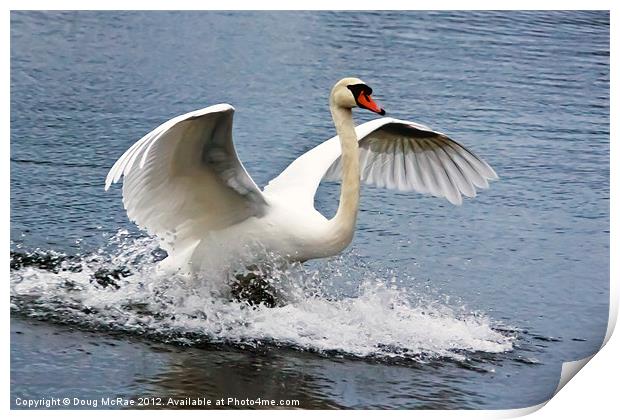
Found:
[264,118,497,207]
[105,104,267,247]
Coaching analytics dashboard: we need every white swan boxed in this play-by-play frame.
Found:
[105,77,497,277]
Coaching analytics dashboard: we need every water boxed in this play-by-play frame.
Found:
[10,11,609,409]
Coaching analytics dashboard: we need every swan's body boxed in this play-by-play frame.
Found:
[106,78,497,278]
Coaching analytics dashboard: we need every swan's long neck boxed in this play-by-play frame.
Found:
[327,103,360,249]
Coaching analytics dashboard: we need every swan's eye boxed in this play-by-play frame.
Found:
[347,83,373,98]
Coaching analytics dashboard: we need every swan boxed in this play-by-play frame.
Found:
[105,77,497,281]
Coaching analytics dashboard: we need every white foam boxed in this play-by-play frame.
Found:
[10,232,514,361]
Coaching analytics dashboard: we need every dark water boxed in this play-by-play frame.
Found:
[10,11,609,409]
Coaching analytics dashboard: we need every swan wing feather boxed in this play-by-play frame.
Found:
[105,104,267,248]
[265,118,497,207]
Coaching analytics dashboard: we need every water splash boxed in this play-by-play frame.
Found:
[10,231,514,361]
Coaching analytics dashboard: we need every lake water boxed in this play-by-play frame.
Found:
[10,11,609,409]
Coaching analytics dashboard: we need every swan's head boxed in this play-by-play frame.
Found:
[330,77,385,115]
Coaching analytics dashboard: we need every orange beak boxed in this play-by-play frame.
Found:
[357,92,385,115]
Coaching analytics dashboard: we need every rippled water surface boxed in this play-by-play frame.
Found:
[10,11,609,409]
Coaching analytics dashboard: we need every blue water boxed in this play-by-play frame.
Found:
[10,11,609,409]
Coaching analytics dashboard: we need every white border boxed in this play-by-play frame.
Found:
[2,0,617,10]
[4,2,615,419]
